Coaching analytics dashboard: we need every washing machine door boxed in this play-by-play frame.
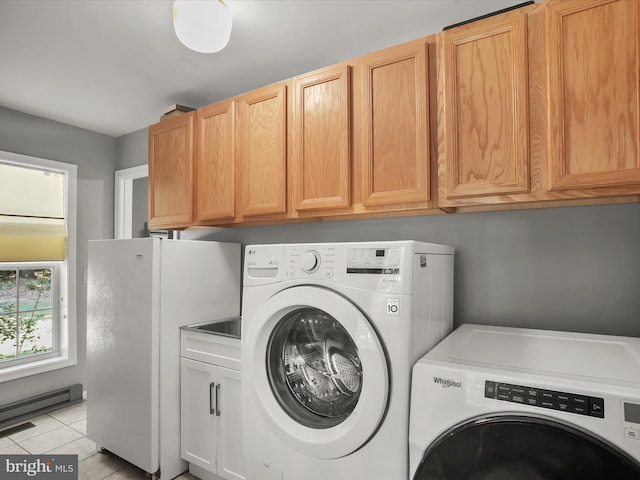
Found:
[413,414,640,480]
[244,285,389,459]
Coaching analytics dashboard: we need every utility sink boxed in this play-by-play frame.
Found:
[183,316,241,339]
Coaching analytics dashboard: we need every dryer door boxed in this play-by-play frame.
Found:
[244,285,389,459]
[413,414,640,480]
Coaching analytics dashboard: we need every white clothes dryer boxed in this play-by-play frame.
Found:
[409,324,640,480]
[241,241,454,480]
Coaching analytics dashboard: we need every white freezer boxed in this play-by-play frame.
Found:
[86,238,240,479]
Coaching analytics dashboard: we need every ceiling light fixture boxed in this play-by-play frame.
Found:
[172,0,232,54]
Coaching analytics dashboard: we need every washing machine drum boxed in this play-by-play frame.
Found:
[413,415,640,480]
[267,307,363,429]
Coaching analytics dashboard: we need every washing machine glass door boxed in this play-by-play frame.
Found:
[267,306,363,428]
[413,414,640,480]
[245,285,389,459]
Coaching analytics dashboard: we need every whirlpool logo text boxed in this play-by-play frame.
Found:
[433,377,462,388]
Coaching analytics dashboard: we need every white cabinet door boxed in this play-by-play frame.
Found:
[217,367,245,480]
[181,358,218,472]
[181,358,245,480]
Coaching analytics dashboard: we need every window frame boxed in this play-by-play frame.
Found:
[0,150,77,383]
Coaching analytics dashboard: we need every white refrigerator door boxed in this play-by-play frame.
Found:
[87,238,160,475]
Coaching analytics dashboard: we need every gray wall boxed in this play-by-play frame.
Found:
[182,204,640,338]
[115,129,640,339]
[116,128,147,170]
[0,106,116,405]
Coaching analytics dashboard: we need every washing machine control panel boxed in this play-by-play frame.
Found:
[346,247,402,274]
[286,246,337,279]
[485,381,605,418]
[285,246,404,280]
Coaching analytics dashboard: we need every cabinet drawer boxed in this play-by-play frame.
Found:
[181,329,241,370]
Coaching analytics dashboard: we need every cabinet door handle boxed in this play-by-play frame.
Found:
[215,384,221,417]
[209,382,216,415]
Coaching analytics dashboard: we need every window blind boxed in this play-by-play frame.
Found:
[0,163,66,261]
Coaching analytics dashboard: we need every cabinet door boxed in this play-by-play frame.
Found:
[148,113,194,229]
[547,0,640,191]
[180,358,218,472]
[217,367,245,480]
[359,40,431,206]
[236,83,288,217]
[292,64,351,213]
[195,101,235,222]
[439,11,530,201]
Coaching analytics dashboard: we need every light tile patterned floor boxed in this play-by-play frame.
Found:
[0,401,197,480]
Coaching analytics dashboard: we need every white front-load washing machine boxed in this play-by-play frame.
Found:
[241,241,454,480]
[409,324,640,480]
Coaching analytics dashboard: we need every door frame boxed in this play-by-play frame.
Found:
[114,164,148,239]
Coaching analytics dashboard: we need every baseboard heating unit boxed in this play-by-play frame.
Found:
[0,384,83,429]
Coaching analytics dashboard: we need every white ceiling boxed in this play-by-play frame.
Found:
[0,0,525,138]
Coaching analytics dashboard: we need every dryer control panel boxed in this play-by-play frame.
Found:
[485,381,605,418]
[623,402,640,440]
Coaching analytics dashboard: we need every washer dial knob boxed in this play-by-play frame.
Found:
[300,250,321,273]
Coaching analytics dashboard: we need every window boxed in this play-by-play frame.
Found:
[0,265,57,362]
[0,150,76,382]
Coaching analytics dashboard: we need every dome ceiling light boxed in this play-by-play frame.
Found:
[172,0,232,54]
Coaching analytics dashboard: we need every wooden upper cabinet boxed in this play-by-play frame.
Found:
[547,0,640,192]
[195,101,235,222]
[148,113,195,229]
[439,9,530,202]
[235,83,288,218]
[358,39,431,207]
[147,0,640,227]
[292,64,351,213]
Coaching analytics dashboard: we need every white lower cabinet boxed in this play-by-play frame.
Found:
[180,328,244,480]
